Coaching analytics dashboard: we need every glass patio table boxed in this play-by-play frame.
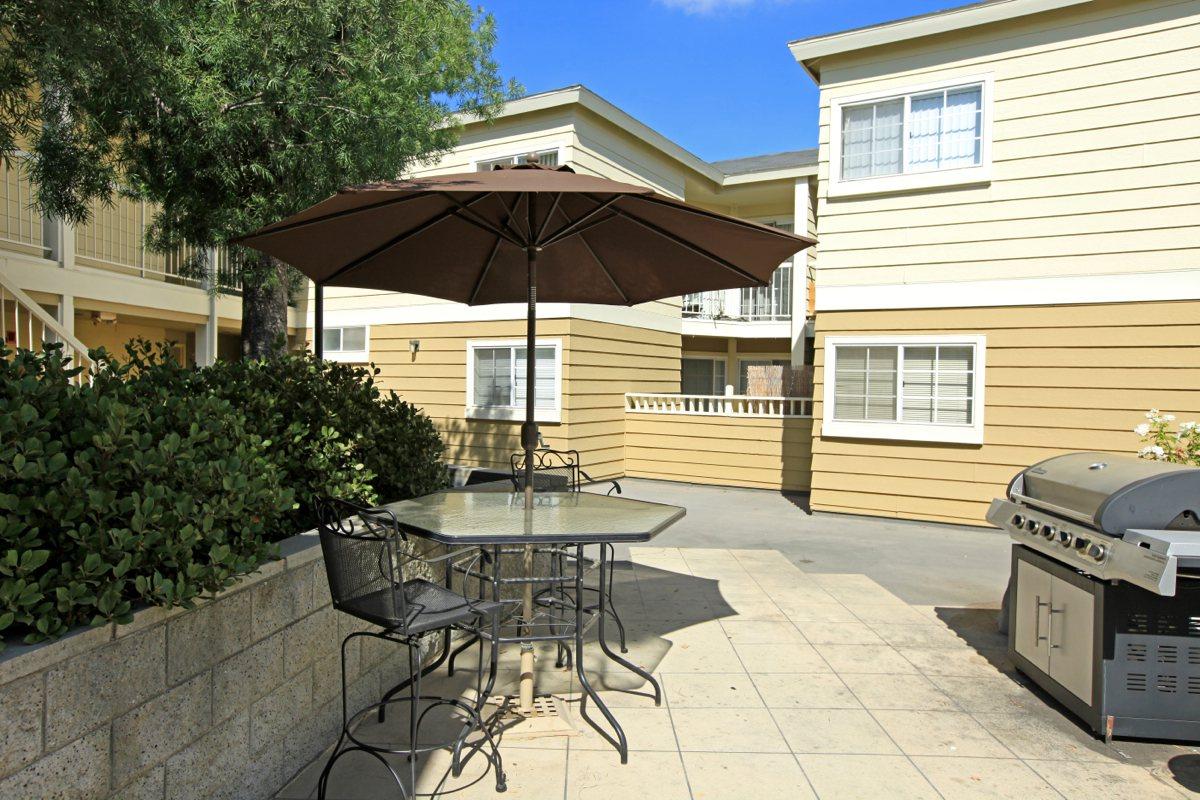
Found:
[380,489,685,763]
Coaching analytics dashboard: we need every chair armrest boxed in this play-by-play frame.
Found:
[580,470,622,496]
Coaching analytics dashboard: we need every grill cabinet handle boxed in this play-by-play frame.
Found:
[1035,595,1049,642]
[1048,605,1065,649]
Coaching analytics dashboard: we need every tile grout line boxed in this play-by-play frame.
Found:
[656,673,700,800]
[720,555,824,800]
[746,556,951,800]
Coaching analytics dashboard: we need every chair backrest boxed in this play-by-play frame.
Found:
[315,498,411,631]
[511,448,583,493]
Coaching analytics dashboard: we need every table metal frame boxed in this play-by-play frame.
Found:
[379,538,662,765]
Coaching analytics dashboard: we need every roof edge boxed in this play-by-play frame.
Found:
[788,0,1093,81]
[454,86,813,187]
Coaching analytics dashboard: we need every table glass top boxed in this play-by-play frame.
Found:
[381,490,685,544]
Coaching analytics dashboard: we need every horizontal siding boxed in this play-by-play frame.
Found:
[625,414,814,492]
[813,0,1200,289]
[810,300,1200,526]
[367,317,679,480]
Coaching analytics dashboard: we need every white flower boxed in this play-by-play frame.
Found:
[1181,421,1197,433]
[1147,409,1160,418]
[1164,413,1176,422]
[1139,445,1166,460]
[1134,423,1151,436]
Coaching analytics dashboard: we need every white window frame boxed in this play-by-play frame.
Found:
[465,338,563,424]
[681,355,728,395]
[321,325,370,363]
[470,143,566,172]
[822,334,986,444]
[828,74,993,198]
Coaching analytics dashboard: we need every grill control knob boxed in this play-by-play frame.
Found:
[1026,518,1039,533]
[1011,514,1025,528]
[1073,537,1089,551]
[1087,543,1107,561]
[1040,524,1056,539]
[1057,530,1073,546]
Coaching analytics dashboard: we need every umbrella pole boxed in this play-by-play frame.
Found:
[519,246,538,715]
[314,281,324,359]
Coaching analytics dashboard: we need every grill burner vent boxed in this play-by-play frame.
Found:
[1127,673,1147,692]
[1126,643,1147,662]
[1158,675,1178,693]
[1160,645,1179,664]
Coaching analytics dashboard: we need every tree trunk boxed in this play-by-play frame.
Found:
[241,253,290,360]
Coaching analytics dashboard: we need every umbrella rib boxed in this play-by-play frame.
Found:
[468,235,505,305]
[576,232,631,305]
[231,192,429,243]
[533,192,564,244]
[439,192,527,247]
[322,193,489,284]
[493,192,529,243]
[540,194,622,247]
[602,205,767,285]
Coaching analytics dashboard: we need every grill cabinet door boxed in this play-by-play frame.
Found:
[1048,577,1095,703]
[1014,560,1052,672]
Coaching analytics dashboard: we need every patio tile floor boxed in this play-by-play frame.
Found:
[275,546,1199,799]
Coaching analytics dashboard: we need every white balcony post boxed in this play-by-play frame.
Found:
[791,177,810,367]
[195,247,220,367]
[56,294,75,338]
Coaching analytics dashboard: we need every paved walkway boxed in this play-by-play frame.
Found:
[277,546,1200,799]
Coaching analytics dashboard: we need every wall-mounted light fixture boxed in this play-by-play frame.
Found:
[409,339,420,356]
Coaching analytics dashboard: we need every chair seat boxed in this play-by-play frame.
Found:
[337,578,510,635]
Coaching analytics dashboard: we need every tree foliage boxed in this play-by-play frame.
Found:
[3,0,514,234]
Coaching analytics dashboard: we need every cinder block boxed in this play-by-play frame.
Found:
[213,632,284,722]
[44,625,166,750]
[116,764,166,800]
[283,606,337,677]
[284,695,340,778]
[112,671,213,786]
[166,589,253,685]
[249,670,312,756]
[0,671,43,779]
[251,568,314,641]
[0,727,110,800]
[163,712,251,800]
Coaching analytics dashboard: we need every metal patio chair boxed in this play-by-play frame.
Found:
[315,498,511,799]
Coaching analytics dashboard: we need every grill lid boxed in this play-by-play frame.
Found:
[1010,452,1200,534]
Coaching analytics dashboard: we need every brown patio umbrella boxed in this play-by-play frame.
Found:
[235,160,814,710]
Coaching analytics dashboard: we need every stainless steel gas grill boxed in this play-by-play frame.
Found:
[988,452,1200,742]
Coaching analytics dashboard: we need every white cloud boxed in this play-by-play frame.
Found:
[657,0,778,13]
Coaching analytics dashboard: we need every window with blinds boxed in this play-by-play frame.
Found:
[467,340,561,421]
[839,82,983,182]
[321,326,368,361]
[832,343,976,426]
[476,149,560,172]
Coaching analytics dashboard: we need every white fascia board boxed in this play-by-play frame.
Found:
[308,300,683,335]
[816,270,1200,312]
[681,318,791,339]
[787,0,1094,81]
[720,166,818,186]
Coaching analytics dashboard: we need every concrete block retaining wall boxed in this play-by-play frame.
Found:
[0,532,414,800]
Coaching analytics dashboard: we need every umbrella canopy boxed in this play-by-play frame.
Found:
[234,162,814,305]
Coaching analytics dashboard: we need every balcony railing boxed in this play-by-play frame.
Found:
[626,392,813,418]
[682,285,791,322]
[0,161,241,292]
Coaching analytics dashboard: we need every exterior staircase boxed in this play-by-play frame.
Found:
[0,269,95,383]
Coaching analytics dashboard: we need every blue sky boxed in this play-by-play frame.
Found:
[479,0,961,162]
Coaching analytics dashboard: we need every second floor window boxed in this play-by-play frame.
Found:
[840,82,983,181]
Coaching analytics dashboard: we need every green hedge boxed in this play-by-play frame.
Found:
[0,342,446,649]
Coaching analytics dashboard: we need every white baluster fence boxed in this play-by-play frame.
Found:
[625,392,813,418]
